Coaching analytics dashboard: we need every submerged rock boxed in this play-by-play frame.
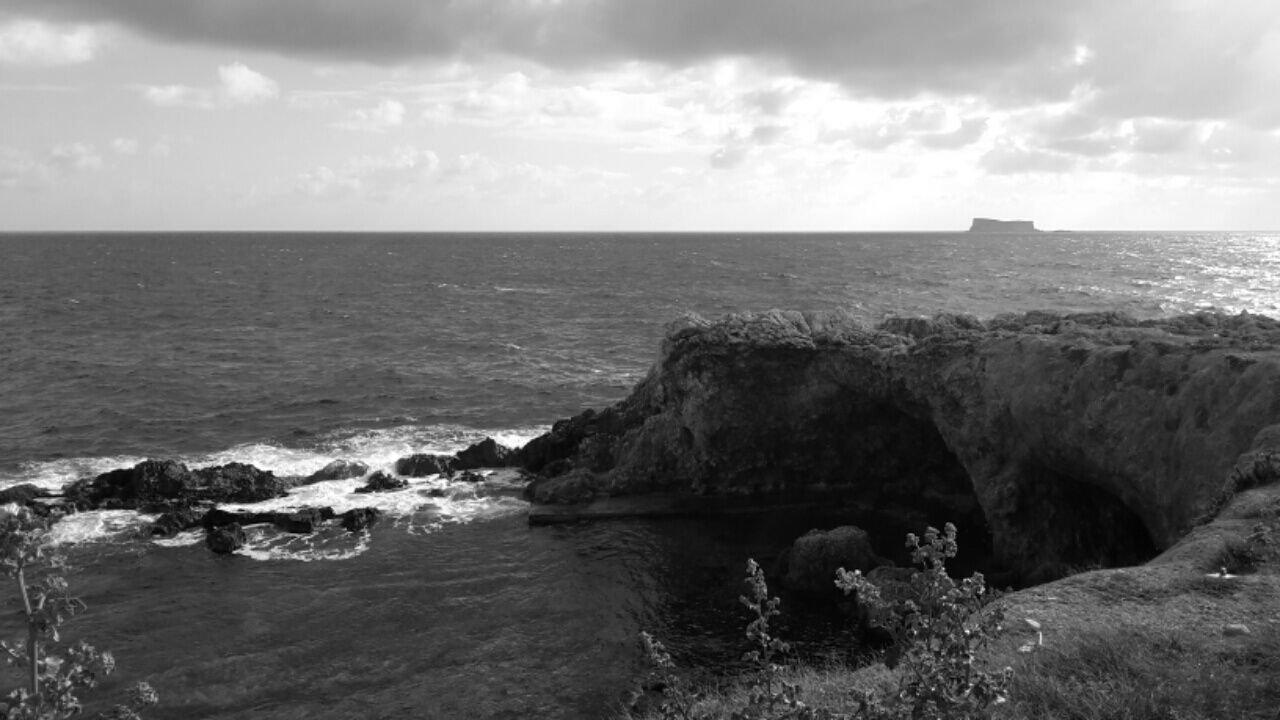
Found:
[151,507,205,538]
[206,523,246,554]
[517,309,1280,580]
[355,471,409,494]
[341,507,381,532]
[303,460,370,484]
[200,506,336,533]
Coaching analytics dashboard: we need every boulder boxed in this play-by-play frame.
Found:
[784,526,885,596]
[303,460,370,484]
[341,508,381,532]
[206,523,246,555]
[151,507,205,537]
[273,507,336,533]
[355,471,409,494]
[454,438,517,469]
[200,507,336,533]
[457,470,486,483]
[64,460,289,510]
[394,454,454,478]
[0,483,52,506]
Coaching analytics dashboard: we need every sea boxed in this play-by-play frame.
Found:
[1,231,1278,718]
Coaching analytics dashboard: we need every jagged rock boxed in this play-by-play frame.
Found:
[341,507,381,532]
[206,523,246,554]
[783,526,886,596]
[456,470,486,483]
[454,438,517,469]
[200,507,336,533]
[151,507,205,537]
[394,454,454,477]
[273,507,336,533]
[64,460,289,510]
[517,309,1280,580]
[304,460,370,484]
[355,471,409,494]
[0,483,52,506]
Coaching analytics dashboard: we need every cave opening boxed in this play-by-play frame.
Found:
[999,460,1160,586]
[800,401,1161,587]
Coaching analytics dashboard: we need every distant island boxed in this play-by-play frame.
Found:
[968,217,1039,232]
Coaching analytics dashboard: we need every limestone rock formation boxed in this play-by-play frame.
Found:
[518,308,1280,580]
[969,218,1037,232]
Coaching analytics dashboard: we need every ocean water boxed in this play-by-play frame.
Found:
[1,231,1279,718]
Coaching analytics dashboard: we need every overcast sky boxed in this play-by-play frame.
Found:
[2,0,1278,231]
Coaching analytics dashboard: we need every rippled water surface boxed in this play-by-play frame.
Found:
[2,231,1279,717]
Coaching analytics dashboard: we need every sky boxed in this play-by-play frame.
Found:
[1,0,1278,231]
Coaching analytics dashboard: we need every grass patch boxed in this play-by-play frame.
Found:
[999,626,1280,720]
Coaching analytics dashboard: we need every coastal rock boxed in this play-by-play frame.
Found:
[518,309,1280,581]
[341,507,381,532]
[64,460,289,510]
[783,526,885,596]
[454,438,518,469]
[0,483,52,506]
[355,471,409,494]
[274,507,336,533]
[304,460,370,484]
[200,507,336,533]
[206,523,246,554]
[394,454,454,478]
[151,507,205,538]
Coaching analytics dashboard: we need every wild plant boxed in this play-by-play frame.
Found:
[835,523,1010,718]
[0,506,158,719]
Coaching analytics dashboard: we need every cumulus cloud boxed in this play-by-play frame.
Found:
[218,62,278,104]
[140,62,278,108]
[0,19,101,65]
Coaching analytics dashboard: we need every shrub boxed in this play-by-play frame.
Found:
[835,523,1010,719]
[0,506,158,719]
[637,522,1007,720]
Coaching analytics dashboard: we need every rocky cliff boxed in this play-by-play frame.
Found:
[969,218,1037,232]
[520,309,1280,581]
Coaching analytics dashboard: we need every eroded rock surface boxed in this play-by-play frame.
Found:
[518,309,1280,580]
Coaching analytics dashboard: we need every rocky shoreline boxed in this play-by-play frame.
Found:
[0,437,526,554]
[515,308,1280,584]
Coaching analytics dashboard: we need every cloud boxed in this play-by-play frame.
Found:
[295,146,439,200]
[334,99,407,132]
[0,142,102,189]
[140,62,278,108]
[141,84,213,108]
[981,142,1076,175]
[110,137,139,155]
[0,19,101,65]
[15,1,1277,129]
[218,62,278,104]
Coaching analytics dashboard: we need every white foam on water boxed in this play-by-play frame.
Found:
[236,525,372,563]
[152,529,204,548]
[9,455,148,492]
[4,423,541,555]
[48,510,150,546]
